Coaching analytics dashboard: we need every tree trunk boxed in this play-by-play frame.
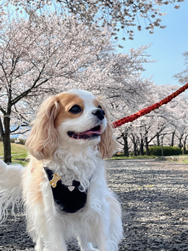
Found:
[145,136,150,155]
[0,117,4,139]
[178,137,183,150]
[3,116,11,163]
[123,133,129,157]
[133,142,137,156]
[140,138,144,155]
[183,141,186,154]
[132,135,137,156]
[161,135,164,156]
[171,131,175,146]
[157,133,160,146]
[183,135,188,154]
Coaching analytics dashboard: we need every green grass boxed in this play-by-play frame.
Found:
[111,155,156,160]
[172,155,188,164]
[0,142,28,166]
[180,159,188,164]
[1,141,187,165]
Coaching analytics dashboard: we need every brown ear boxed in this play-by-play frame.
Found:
[97,97,117,159]
[25,96,60,160]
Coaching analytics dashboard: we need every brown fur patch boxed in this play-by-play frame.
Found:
[93,98,100,108]
[96,96,117,158]
[55,93,85,128]
[24,158,45,205]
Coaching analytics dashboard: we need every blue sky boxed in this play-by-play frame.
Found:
[116,1,188,86]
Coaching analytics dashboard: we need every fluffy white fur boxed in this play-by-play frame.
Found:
[0,90,123,251]
[0,159,23,222]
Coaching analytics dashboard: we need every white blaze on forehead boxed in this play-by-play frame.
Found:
[67,89,96,108]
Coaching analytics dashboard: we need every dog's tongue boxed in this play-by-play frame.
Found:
[79,129,102,136]
[68,125,102,139]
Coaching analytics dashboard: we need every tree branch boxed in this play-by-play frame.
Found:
[0,105,6,115]
[11,66,51,106]
[10,126,20,133]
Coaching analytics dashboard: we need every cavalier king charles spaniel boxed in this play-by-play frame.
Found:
[0,90,123,251]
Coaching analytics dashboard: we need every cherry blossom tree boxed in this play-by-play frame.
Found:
[167,90,188,153]
[0,0,184,41]
[0,12,152,162]
[0,13,112,163]
[174,52,188,84]
[113,83,188,155]
[112,79,154,154]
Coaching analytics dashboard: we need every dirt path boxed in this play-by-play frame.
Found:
[1,159,188,251]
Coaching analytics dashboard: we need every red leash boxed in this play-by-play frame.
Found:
[112,83,188,129]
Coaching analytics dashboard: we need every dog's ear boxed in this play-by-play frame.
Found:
[25,96,60,160]
[97,97,117,159]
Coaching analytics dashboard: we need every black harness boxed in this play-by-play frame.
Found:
[44,167,88,213]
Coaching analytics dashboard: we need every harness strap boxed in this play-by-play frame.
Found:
[44,167,88,213]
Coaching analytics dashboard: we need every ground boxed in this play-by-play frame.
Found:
[1,159,188,251]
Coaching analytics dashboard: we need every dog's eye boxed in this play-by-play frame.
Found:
[69,105,82,114]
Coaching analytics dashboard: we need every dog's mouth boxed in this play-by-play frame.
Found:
[67,125,102,140]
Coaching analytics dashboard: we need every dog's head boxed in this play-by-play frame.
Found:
[26,90,116,160]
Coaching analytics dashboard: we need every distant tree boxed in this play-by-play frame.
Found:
[113,84,188,156]
[168,94,188,153]
[174,52,188,84]
[0,0,184,41]
[112,78,154,154]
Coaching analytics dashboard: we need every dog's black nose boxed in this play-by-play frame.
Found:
[92,108,105,120]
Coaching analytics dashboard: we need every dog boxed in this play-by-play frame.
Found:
[0,89,123,251]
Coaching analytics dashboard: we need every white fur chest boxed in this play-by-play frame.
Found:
[43,146,105,192]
